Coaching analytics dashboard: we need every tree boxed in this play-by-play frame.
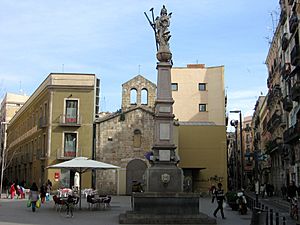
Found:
[0,148,15,198]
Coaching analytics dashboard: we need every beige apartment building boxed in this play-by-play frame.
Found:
[171,64,226,125]
[5,73,99,189]
[0,93,29,123]
[0,93,29,188]
[171,64,227,192]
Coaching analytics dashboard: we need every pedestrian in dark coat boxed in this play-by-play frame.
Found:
[40,184,47,203]
[287,181,297,199]
[213,182,226,219]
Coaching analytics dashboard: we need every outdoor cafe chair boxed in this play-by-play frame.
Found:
[87,194,98,210]
[102,196,111,209]
[53,195,65,212]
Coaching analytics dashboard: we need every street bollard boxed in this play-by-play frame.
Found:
[262,204,264,210]
[282,216,286,225]
[250,207,267,225]
[270,209,273,225]
[275,212,279,225]
[265,206,268,225]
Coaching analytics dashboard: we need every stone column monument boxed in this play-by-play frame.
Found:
[119,6,216,224]
[144,5,183,193]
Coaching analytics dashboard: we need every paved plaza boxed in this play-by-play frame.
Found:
[0,195,252,225]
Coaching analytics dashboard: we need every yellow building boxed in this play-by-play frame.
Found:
[171,64,227,192]
[5,73,99,189]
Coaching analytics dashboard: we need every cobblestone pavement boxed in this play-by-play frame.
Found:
[0,195,252,225]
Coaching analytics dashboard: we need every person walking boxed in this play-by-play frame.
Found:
[287,181,297,199]
[10,183,16,199]
[28,182,39,212]
[40,184,47,203]
[212,182,226,219]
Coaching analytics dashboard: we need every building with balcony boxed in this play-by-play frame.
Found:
[243,116,253,184]
[251,96,270,186]
[279,0,300,187]
[260,0,300,192]
[5,73,99,189]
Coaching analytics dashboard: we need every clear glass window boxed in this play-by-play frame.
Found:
[198,83,206,91]
[171,83,178,91]
[199,104,207,112]
[64,133,77,157]
[65,100,78,123]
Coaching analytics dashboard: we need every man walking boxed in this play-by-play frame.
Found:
[212,182,226,219]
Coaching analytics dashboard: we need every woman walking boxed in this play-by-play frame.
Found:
[40,184,47,203]
[29,182,39,212]
[10,183,16,199]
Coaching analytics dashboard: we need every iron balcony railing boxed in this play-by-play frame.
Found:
[280,62,291,80]
[280,10,287,25]
[291,80,300,102]
[282,95,293,112]
[56,149,77,160]
[281,33,289,51]
[291,44,300,66]
[59,114,81,126]
[289,12,299,34]
[283,122,300,144]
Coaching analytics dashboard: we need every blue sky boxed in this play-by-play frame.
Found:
[0,0,279,120]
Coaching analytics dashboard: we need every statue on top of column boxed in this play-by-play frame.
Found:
[144,5,173,62]
[155,5,172,50]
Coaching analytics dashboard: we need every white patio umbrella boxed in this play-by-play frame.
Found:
[47,157,120,209]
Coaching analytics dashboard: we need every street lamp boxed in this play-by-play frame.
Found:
[230,110,244,189]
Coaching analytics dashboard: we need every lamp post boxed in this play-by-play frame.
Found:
[0,121,8,198]
[230,120,239,190]
[230,110,243,189]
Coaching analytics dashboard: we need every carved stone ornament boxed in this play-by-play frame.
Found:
[161,173,171,184]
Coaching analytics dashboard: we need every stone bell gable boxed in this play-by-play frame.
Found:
[122,75,156,111]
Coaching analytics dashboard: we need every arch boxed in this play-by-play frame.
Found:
[130,88,137,105]
[133,129,141,148]
[141,88,148,105]
[126,159,147,195]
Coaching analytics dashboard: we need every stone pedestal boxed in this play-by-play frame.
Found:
[119,192,216,224]
[144,164,183,192]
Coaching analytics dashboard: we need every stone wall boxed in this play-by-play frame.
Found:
[95,108,155,194]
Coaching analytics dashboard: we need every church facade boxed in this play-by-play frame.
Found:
[95,75,156,194]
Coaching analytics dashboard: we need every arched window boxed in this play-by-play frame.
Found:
[130,88,137,105]
[133,129,141,148]
[141,88,148,105]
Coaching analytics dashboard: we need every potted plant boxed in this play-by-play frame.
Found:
[225,191,239,211]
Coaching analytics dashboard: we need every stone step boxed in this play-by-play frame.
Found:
[119,211,216,224]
